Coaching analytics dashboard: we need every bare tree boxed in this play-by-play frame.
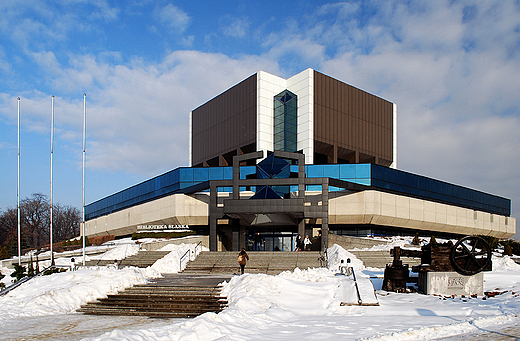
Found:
[0,193,82,255]
[0,207,19,257]
[53,205,81,243]
[21,193,50,248]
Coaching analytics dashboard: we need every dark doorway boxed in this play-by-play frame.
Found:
[246,227,299,252]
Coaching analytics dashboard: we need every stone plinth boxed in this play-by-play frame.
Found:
[418,271,484,296]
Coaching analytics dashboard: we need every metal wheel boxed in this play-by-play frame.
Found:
[450,236,491,275]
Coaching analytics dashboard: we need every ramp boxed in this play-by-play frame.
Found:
[339,268,379,306]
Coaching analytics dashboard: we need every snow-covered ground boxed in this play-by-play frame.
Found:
[1,238,520,340]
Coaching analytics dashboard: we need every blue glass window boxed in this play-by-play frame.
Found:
[274,90,297,152]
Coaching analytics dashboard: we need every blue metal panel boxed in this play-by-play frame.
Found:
[323,164,339,178]
[307,165,324,177]
[209,167,224,180]
[339,164,356,179]
[85,162,511,220]
[356,164,371,178]
[179,168,194,181]
[193,167,209,182]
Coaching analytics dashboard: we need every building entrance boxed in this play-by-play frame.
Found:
[246,227,299,252]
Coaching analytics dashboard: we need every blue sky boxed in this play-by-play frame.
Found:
[0,0,519,232]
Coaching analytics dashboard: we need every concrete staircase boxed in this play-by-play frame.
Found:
[349,250,422,268]
[85,251,170,268]
[78,251,325,318]
[78,274,229,318]
[183,251,325,275]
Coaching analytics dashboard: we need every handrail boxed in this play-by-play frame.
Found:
[0,265,54,297]
[179,241,203,271]
[351,267,362,305]
[318,249,328,268]
[92,241,117,266]
[194,240,202,254]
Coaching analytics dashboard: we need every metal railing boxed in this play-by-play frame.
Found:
[179,241,203,271]
[0,265,54,297]
[318,249,328,268]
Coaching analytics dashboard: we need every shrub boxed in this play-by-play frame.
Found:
[131,230,196,240]
[411,233,421,245]
[43,267,66,276]
[504,243,513,256]
[0,246,9,260]
[88,235,115,246]
[10,264,27,282]
[477,235,500,250]
[27,257,35,276]
[501,239,520,256]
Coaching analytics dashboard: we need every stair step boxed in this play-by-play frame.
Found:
[85,251,171,268]
[78,307,217,318]
[79,273,229,318]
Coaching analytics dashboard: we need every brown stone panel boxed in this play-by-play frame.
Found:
[313,70,393,166]
[191,74,257,166]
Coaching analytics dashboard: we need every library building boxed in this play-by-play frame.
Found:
[84,69,515,252]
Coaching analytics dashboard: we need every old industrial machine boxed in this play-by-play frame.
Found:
[383,236,492,294]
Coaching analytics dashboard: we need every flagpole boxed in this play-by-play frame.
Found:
[17,97,21,266]
[50,95,54,265]
[82,93,86,265]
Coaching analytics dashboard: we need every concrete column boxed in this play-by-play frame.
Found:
[210,217,217,251]
[298,219,305,238]
[321,178,329,251]
[240,225,246,250]
[209,181,218,251]
[321,217,329,251]
[232,219,240,251]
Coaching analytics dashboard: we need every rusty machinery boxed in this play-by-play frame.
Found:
[382,236,492,292]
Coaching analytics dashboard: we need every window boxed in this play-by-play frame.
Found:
[274,90,297,152]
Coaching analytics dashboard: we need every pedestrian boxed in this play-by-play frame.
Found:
[304,235,312,251]
[254,232,264,251]
[237,248,249,275]
[295,234,303,251]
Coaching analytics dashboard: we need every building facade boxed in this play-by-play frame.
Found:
[85,69,515,251]
[189,69,397,168]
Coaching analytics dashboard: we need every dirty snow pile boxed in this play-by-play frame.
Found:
[87,241,141,262]
[0,266,153,319]
[0,241,205,319]
[151,242,209,273]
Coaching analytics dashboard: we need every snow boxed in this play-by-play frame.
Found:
[1,241,520,340]
[0,267,156,319]
[151,242,209,273]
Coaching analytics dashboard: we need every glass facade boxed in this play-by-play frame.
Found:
[85,164,511,220]
[273,90,297,152]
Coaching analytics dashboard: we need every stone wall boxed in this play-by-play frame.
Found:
[327,234,390,250]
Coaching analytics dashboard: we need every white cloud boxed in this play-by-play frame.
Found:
[0,50,280,176]
[220,15,250,38]
[155,4,190,33]
[319,0,520,216]
[89,0,119,21]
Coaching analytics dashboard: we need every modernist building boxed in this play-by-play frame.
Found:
[85,69,515,252]
[189,69,396,168]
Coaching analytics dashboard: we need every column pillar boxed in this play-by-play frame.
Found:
[232,218,240,252]
[298,219,305,238]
